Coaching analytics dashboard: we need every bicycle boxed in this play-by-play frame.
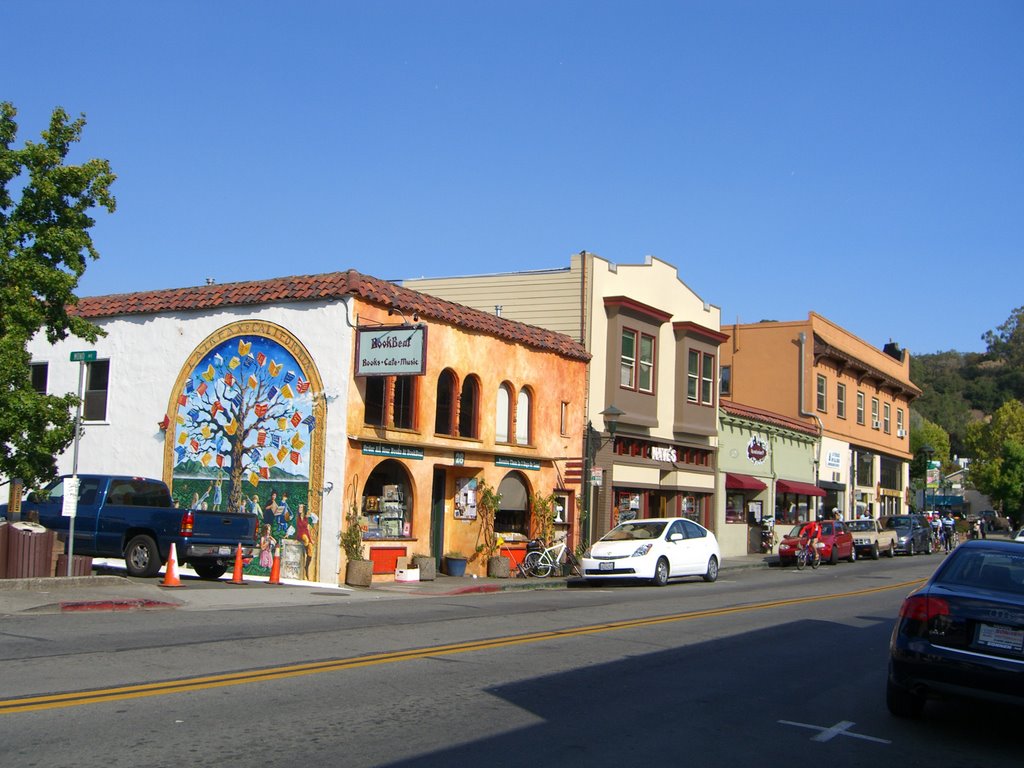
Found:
[795,540,821,570]
[522,540,582,578]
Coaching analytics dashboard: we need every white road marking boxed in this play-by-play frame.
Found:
[778,719,891,745]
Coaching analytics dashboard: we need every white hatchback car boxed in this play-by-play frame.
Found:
[581,517,721,586]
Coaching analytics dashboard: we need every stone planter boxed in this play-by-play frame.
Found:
[487,555,510,578]
[345,559,373,587]
[411,555,436,581]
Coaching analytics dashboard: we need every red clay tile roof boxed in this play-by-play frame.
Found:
[74,269,591,362]
[720,399,820,437]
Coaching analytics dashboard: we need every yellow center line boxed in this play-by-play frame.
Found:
[0,577,923,714]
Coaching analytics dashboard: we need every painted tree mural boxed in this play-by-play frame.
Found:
[170,331,321,578]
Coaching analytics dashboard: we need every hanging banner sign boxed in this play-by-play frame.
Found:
[355,325,427,376]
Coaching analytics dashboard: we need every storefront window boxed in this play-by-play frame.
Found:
[726,494,745,524]
[362,461,412,539]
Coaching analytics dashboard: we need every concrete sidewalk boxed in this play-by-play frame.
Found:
[0,553,776,615]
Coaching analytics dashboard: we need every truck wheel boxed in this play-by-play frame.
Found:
[871,543,880,560]
[192,561,228,580]
[887,541,896,558]
[125,535,161,578]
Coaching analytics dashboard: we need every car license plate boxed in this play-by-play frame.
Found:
[218,546,232,555]
[976,623,1024,654]
[599,561,614,571]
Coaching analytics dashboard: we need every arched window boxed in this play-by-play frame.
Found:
[515,387,532,445]
[435,369,457,435]
[496,383,512,443]
[458,375,480,439]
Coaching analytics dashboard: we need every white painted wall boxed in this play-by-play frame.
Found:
[21,298,354,584]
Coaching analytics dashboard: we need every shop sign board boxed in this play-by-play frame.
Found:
[355,325,427,376]
[362,442,424,460]
[826,450,842,469]
[591,467,603,486]
[495,456,540,471]
[747,436,768,464]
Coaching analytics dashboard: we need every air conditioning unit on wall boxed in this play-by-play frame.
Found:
[897,428,906,438]
[872,420,880,429]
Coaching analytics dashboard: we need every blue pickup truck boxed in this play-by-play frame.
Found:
[1,474,259,579]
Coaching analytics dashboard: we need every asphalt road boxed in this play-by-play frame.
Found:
[1,554,1020,768]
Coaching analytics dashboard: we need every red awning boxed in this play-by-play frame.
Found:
[725,472,767,492]
[776,479,826,497]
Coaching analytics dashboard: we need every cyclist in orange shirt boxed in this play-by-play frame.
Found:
[799,518,822,564]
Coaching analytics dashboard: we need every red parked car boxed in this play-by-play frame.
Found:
[778,520,857,566]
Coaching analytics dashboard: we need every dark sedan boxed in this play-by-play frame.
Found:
[887,539,1024,717]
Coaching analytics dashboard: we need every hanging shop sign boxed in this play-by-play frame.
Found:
[747,436,768,465]
[495,456,541,471]
[362,442,425,460]
[355,325,427,376]
[826,450,842,469]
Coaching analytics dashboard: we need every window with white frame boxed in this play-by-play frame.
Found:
[883,402,891,434]
[620,329,636,389]
[701,352,715,405]
[871,397,880,428]
[837,382,846,419]
[496,383,512,443]
[856,391,865,425]
[30,362,48,393]
[83,359,110,421]
[638,333,655,393]
[515,388,531,445]
[816,374,827,412]
[897,408,905,437]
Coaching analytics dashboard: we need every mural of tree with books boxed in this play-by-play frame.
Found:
[170,330,320,578]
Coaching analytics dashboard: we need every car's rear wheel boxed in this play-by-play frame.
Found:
[702,556,719,582]
[887,541,896,557]
[829,546,839,565]
[886,678,925,718]
[651,557,669,587]
[907,541,915,556]
[871,543,880,560]
[124,535,161,578]
[925,537,933,555]
[192,561,228,580]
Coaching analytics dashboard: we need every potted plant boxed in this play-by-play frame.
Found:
[410,552,436,581]
[474,479,509,578]
[342,497,372,587]
[443,551,468,577]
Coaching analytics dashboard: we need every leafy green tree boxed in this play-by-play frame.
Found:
[964,399,1024,513]
[990,440,1024,524]
[909,415,950,510]
[0,102,115,488]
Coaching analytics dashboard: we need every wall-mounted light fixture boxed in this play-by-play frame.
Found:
[388,307,420,324]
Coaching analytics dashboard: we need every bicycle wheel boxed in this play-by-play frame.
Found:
[523,551,548,577]
[533,553,555,578]
[796,549,807,571]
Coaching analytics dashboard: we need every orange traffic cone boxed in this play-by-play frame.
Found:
[228,542,246,585]
[160,542,184,588]
[268,546,282,585]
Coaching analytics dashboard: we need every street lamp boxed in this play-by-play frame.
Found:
[580,404,625,548]
[921,444,934,512]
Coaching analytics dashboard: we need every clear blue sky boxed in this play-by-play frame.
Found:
[4,1,1021,355]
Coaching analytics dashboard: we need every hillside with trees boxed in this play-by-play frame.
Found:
[911,306,1024,520]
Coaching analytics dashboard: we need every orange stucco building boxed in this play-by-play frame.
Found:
[342,272,590,577]
[720,313,920,519]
